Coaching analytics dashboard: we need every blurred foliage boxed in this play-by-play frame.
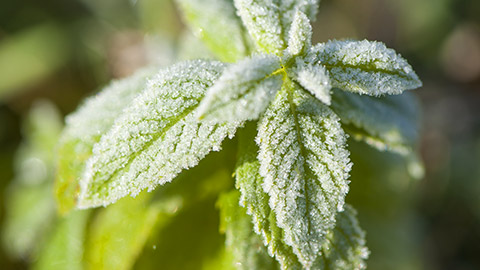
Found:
[0,0,479,269]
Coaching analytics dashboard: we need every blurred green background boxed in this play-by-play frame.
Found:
[0,0,479,269]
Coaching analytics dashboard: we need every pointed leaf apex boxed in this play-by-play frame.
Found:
[287,10,312,56]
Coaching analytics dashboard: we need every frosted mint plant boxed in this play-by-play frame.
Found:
[55,0,422,269]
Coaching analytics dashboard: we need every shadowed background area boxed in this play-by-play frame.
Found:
[0,0,479,269]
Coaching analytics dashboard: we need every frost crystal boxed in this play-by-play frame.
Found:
[197,54,282,123]
[77,60,240,208]
[307,39,422,96]
[256,81,351,267]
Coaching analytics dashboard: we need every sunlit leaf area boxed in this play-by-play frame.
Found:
[1,0,479,269]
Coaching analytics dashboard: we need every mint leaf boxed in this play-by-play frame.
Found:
[55,68,155,213]
[314,205,369,269]
[234,0,286,54]
[287,11,312,56]
[234,0,319,55]
[235,124,303,269]
[176,0,250,62]
[78,60,239,208]
[331,89,419,155]
[218,191,278,270]
[289,58,332,105]
[307,40,422,96]
[197,54,282,123]
[237,125,368,269]
[256,81,351,267]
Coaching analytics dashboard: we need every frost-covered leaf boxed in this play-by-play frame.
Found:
[306,39,422,96]
[33,210,90,270]
[314,205,369,270]
[78,60,239,208]
[277,0,320,26]
[236,124,303,269]
[331,89,419,155]
[289,59,331,105]
[256,81,351,267]
[55,68,155,213]
[176,0,250,62]
[84,192,182,270]
[237,125,367,269]
[234,0,319,54]
[287,11,312,56]
[234,0,285,54]
[197,54,282,123]
[218,190,278,270]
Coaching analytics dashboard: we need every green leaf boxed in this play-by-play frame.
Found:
[256,80,351,267]
[331,89,419,156]
[236,124,368,269]
[55,68,156,214]
[277,0,320,25]
[84,192,182,270]
[234,0,319,54]
[307,39,422,96]
[32,210,90,270]
[287,11,312,56]
[197,54,282,123]
[289,59,331,105]
[218,190,279,270]
[235,124,303,269]
[234,0,286,54]
[78,60,239,208]
[176,0,250,62]
[314,205,369,270]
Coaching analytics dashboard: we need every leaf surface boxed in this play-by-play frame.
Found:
[256,81,351,267]
[176,0,250,62]
[331,89,419,155]
[289,59,331,105]
[235,124,303,269]
[197,54,282,123]
[307,40,422,96]
[287,11,312,56]
[237,125,368,269]
[218,191,279,270]
[314,205,369,269]
[55,68,155,213]
[234,0,319,54]
[78,60,238,208]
